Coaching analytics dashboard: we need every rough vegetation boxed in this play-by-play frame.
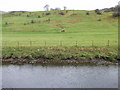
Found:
[2,46,119,65]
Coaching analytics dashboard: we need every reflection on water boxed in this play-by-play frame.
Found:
[2,65,118,88]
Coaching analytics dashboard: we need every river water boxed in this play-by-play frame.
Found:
[2,65,118,88]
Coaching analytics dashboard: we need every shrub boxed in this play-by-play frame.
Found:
[46,18,51,23]
[5,22,8,25]
[97,19,102,21]
[18,14,21,16]
[38,15,41,18]
[27,15,30,17]
[97,12,102,15]
[59,12,65,15]
[45,13,51,15]
[31,20,35,23]
[112,13,120,17]
[95,9,102,15]
[24,23,26,25]
[66,11,68,13]
[86,12,90,15]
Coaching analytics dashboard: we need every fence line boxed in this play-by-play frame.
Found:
[2,40,118,47]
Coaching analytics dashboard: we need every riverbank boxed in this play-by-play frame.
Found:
[2,46,119,65]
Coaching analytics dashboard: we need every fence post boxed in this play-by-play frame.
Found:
[17,41,19,48]
[76,41,78,46]
[92,40,94,46]
[30,41,32,47]
[60,41,62,46]
[45,41,46,46]
[107,40,110,47]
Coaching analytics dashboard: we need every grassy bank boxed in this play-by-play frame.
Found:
[2,46,119,65]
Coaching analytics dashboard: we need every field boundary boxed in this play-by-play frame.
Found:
[2,40,118,47]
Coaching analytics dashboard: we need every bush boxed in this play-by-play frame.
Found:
[86,12,90,15]
[46,18,51,23]
[5,22,8,25]
[112,13,120,17]
[31,20,35,23]
[45,13,51,15]
[97,19,102,21]
[27,15,30,17]
[66,11,68,13]
[97,12,102,15]
[95,9,102,15]
[38,16,41,18]
[59,12,65,15]
[24,23,26,25]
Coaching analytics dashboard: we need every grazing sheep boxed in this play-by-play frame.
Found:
[61,29,65,32]
[97,19,101,21]
[5,22,14,25]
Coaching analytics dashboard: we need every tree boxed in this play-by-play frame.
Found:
[64,6,67,10]
[114,5,120,12]
[94,9,102,15]
[44,4,49,11]
[112,5,120,17]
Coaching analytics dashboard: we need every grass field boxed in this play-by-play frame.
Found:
[1,10,119,62]
[2,10,118,47]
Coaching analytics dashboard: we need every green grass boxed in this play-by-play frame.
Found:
[1,10,119,64]
[2,10,118,47]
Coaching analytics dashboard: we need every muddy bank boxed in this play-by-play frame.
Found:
[2,58,118,66]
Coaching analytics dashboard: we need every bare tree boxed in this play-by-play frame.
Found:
[64,6,67,10]
[44,4,49,11]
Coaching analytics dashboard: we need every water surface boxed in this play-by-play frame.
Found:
[2,65,118,88]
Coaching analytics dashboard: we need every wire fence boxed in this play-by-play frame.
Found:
[2,40,118,47]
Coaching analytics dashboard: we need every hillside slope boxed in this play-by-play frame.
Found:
[2,10,118,47]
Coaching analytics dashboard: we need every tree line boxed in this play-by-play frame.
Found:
[44,4,67,11]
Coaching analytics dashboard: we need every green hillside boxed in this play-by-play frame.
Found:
[2,10,118,47]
